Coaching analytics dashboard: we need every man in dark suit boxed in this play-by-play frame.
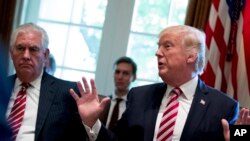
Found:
[70,25,250,141]
[6,23,87,141]
[99,56,137,130]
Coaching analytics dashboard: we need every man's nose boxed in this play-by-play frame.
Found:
[155,48,162,56]
[23,49,31,59]
[118,73,123,78]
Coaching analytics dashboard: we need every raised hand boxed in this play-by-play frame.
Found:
[222,119,230,141]
[235,108,250,125]
[70,77,110,127]
[222,108,250,141]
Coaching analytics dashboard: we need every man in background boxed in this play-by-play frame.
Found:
[99,56,137,130]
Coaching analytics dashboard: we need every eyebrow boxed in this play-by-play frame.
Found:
[157,40,173,45]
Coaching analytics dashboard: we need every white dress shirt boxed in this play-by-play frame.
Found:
[6,72,43,141]
[85,76,198,141]
[153,76,198,141]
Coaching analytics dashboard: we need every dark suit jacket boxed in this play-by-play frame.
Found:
[0,75,11,141]
[0,44,11,141]
[97,79,239,141]
[7,72,88,141]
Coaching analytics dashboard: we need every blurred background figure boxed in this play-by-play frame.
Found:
[45,54,56,75]
[99,56,137,130]
[0,40,11,141]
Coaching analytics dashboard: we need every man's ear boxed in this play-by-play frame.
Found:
[187,52,197,63]
[44,48,50,59]
[132,75,136,82]
[43,49,50,67]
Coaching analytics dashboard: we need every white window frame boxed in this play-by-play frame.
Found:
[17,0,136,95]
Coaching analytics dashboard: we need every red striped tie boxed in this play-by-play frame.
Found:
[8,83,30,140]
[157,87,182,141]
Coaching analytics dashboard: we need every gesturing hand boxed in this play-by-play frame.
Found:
[69,77,110,128]
[235,108,250,125]
[222,108,250,141]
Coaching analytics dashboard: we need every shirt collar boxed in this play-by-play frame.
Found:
[15,70,43,91]
[166,76,198,100]
[112,93,128,101]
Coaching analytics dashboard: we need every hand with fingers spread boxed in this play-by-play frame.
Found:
[222,108,250,141]
[69,77,110,128]
[235,108,250,125]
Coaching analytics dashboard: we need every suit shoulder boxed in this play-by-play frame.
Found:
[128,83,166,99]
[131,82,165,91]
[55,77,76,85]
[204,84,237,103]
[43,73,77,88]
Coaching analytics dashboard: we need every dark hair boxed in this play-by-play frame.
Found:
[114,56,137,75]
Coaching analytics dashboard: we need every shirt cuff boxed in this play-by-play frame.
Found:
[83,120,102,141]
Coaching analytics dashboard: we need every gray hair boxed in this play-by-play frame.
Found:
[159,25,206,75]
[10,23,49,49]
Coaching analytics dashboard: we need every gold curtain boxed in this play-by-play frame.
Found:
[0,0,17,73]
[185,0,212,30]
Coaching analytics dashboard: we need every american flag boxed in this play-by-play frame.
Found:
[201,0,250,108]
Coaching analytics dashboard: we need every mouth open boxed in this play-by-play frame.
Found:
[158,62,163,66]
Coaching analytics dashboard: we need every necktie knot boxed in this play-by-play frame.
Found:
[116,98,123,103]
[20,83,30,92]
[171,87,182,97]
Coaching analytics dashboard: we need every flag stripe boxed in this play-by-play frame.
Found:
[242,1,250,98]
[202,0,250,108]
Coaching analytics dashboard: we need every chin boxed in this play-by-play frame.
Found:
[158,70,166,76]
[159,70,169,80]
[19,69,32,73]
[18,69,34,76]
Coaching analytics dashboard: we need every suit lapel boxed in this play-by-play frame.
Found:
[144,83,167,141]
[35,72,57,140]
[180,79,209,140]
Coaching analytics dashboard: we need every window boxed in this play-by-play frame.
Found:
[20,0,188,95]
[127,0,189,87]
[22,0,107,81]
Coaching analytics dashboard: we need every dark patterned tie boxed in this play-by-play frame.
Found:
[108,98,123,130]
[8,83,30,140]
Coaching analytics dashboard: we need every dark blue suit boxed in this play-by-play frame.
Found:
[0,42,11,141]
[7,72,88,141]
[97,79,239,141]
